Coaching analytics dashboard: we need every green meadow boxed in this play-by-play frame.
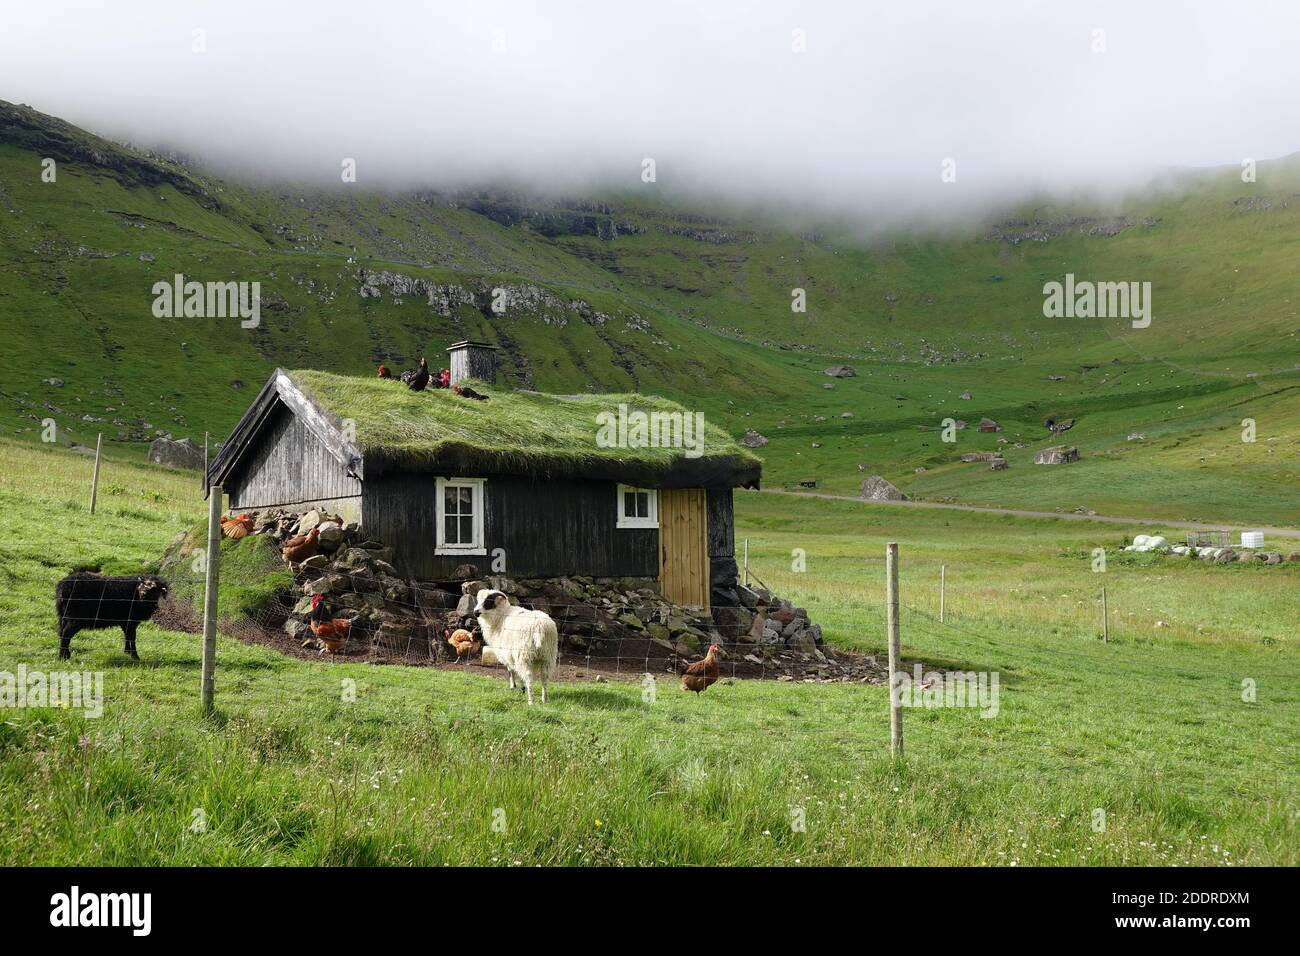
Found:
[0,441,1294,865]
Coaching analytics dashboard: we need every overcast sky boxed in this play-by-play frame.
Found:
[3,0,1298,222]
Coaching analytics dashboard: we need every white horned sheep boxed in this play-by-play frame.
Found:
[473,589,559,705]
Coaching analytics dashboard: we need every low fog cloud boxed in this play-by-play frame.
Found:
[3,0,1299,225]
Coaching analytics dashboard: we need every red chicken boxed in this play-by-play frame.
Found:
[306,594,351,654]
[281,527,320,564]
[377,363,393,379]
[680,643,722,695]
[219,513,255,539]
[444,627,481,663]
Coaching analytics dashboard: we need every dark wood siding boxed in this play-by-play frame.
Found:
[227,402,362,515]
[706,488,735,558]
[362,474,658,580]
[706,488,738,600]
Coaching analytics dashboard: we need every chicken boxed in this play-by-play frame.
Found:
[305,594,351,654]
[219,513,255,539]
[376,363,393,379]
[434,368,451,389]
[400,356,430,391]
[680,643,722,695]
[281,527,321,564]
[445,626,481,662]
[452,384,488,401]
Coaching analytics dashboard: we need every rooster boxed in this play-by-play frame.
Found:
[452,383,489,401]
[219,513,255,539]
[680,643,722,695]
[444,626,481,663]
[281,527,321,564]
[400,357,430,391]
[377,363,393,379]
[305,594,351,654]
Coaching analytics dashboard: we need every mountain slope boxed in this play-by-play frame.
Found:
[1,99,1297,524]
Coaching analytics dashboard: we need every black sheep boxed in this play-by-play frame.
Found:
[55,572,169,660]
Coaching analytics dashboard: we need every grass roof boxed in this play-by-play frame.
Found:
[288,370,762,488]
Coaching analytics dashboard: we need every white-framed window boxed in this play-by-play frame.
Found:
[616,484,658,529]
[435,477,486,555]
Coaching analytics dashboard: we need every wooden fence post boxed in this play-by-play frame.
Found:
[743,538,749,588]
[88,433,103,514]
[886,541,903,756]
[200,485,222,713]
[939,564,946,623]
[1101,586,1109,644]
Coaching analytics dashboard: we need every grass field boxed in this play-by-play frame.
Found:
[1,440,1295,865]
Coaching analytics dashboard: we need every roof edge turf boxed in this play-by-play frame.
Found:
[210,369,762,490]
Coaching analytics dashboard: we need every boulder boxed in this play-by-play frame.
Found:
[740,430,769,448]
[295,510,324,535]
[978,417,1000,432]
[989,458,1008,470]
[824,365,857,378]
[148,436,205,471]
[859,475,908,501]
[787,628,818,653]
[334,547,373,570]
[1034,445,1078,465]
[415,587,460,612]
[316,522,345,552]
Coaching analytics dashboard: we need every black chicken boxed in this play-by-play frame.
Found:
[452,384,489,401]
[400,357,430,391]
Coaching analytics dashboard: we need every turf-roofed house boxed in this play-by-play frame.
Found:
[206,343,762,609]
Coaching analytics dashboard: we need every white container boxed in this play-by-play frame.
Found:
[1241,531,1264,549]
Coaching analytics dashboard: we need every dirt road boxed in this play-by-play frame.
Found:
[758,489,1300,539]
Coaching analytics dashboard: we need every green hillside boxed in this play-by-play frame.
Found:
[2,99,1297,524]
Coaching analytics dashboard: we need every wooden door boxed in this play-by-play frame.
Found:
[659,488,709,608]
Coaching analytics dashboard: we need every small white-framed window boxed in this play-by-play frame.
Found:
[435,477,486,555]
[616,484,658,529]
